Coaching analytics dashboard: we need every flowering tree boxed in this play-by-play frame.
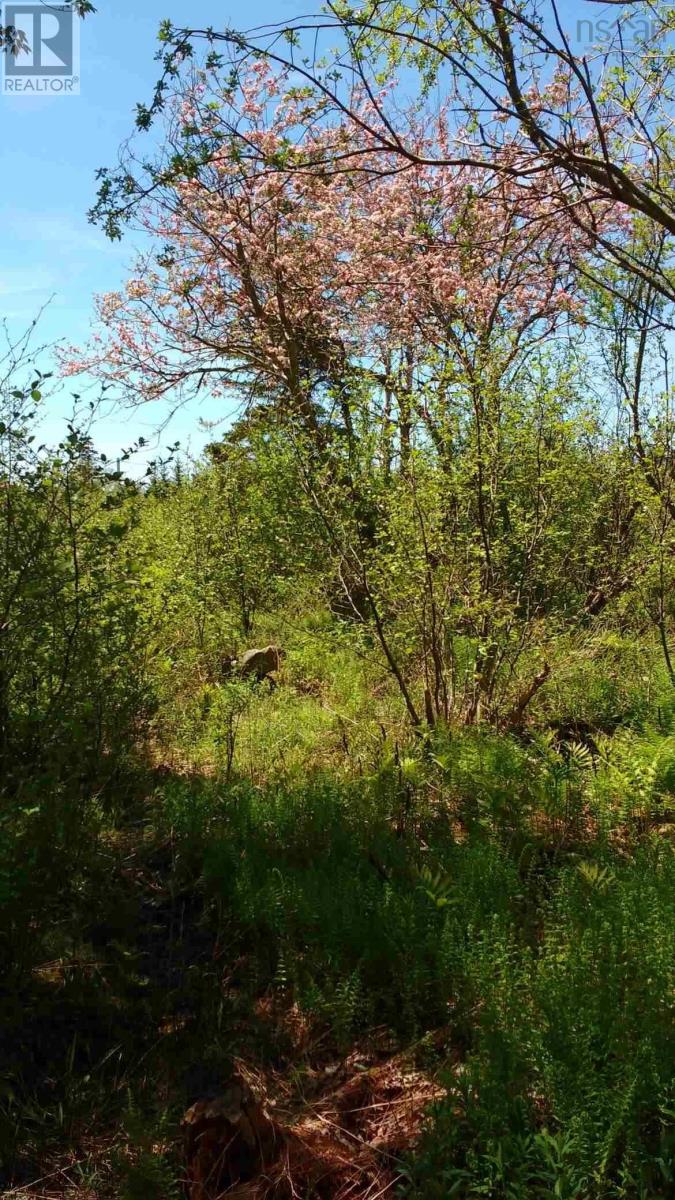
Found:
[69,66,601,426]
[128,2,675,307]
[68,66,641,728]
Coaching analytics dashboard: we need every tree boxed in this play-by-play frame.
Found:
[0,325,150,788]
[67,64,652,728]
[69,64,609,416]
[102,2,675,310]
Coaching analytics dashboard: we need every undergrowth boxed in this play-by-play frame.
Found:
[1,655,673,1198]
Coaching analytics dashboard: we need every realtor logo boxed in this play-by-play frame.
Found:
[2,4,79,94]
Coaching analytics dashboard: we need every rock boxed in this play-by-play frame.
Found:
[236,645,285,684]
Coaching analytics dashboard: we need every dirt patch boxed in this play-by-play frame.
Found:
[184,1054,445,1199]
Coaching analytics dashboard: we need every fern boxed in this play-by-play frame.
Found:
[416,862,457,910]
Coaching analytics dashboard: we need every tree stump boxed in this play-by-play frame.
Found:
[183,1074,280,1199]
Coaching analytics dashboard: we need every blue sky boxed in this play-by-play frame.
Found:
[1,0,306,466]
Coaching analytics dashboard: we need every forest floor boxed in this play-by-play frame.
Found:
[2,771,452,1200]
[2,702,675,1199]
